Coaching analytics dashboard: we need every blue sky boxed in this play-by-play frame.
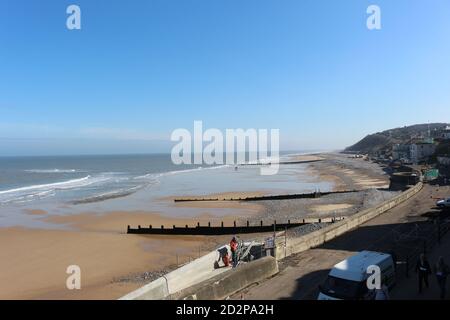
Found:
[1,0,450,155]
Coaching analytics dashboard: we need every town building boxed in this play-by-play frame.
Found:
[392,144,410,161]
[410,142,436,164]
[392,141,436,164]
[440,126,450,140]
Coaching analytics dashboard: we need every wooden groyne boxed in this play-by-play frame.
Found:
[127,218,341,236]
[174,189,361,202]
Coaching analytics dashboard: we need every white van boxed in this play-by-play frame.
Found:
[318,251,396,300]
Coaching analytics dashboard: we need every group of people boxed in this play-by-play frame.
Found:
[416,253,449,299]
[215,236,239,269]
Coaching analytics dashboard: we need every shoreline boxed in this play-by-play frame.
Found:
[0,153,393,299]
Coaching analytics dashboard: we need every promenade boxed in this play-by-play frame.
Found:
[232,184,450,300]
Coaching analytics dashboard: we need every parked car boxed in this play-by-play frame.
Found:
[436,197,450,208]
[318,251,396,300]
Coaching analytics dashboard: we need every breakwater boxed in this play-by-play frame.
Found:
[173,189,361,202]
[127,217,340,236]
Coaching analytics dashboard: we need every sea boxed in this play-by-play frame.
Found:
[0,152,333,228]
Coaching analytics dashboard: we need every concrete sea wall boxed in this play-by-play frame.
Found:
[173,256,279,300]
[120,247,231,300]
[275,183,423,260]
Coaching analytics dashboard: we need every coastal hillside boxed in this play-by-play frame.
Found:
[345,123,449,154]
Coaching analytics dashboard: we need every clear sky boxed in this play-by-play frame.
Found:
[1,0,450,156]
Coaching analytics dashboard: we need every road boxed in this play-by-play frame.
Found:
[231,184,450,300]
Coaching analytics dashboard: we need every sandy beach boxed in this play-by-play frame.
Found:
[0,207,260,299]
[0,153,393,299]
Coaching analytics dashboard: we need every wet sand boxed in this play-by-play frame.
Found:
[290,154,325,162]
[25,209,48,216]
[0,204,261,299]
[308,153,390,191]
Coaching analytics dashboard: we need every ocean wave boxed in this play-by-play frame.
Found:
[0,175,114,206]
[0,189,56,205]
[133,165,230,180]
[25,169,82,173]
[0,176,96,195]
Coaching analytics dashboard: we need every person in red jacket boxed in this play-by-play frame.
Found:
[230,236,239,268]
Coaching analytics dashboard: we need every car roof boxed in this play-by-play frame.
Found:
[329,251,392,282]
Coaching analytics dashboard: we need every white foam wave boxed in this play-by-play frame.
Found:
[25,169,81,173]
[0,176,95,196]
[133,165,230,180]
[0,175,116,206]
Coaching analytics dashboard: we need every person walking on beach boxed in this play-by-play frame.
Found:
[434,256,449,300]
[230,236,238,268]
[416,253,431,294]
